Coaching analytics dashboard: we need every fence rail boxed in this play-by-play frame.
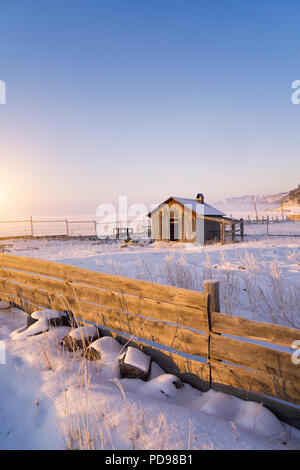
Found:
[244,216,295,224]
[0,253,300,428]
[0,217,150,239]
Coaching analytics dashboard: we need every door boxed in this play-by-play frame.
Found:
[170,217,179,241]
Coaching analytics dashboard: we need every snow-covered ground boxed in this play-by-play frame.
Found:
[0,235,299,449]
[245,221,300,237]
[1,306,300,450]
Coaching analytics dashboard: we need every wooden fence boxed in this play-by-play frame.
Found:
[0,253,300,428]
[0,217,150,240]
[244,216,292,224]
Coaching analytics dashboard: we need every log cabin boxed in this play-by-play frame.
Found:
[148,194,234,244]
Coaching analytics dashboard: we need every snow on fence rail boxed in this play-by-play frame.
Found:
[0,253,300,428]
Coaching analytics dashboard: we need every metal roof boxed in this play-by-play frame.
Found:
[148,197,225,217]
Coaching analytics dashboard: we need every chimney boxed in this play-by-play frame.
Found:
[196,193,204,204]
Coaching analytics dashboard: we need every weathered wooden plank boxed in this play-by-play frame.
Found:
[211,311,300,348]
[0,280,51,311]
[203,280,220,313]
[70,300,209,358]
[211,334,300,383]
[0,254,208,310]
[0,280,209,358]
[0,270,208,331]
[211,360,300,406]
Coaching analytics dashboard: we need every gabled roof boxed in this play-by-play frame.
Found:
[148,196,225,217]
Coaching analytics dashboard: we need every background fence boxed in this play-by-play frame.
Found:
[0,253,300,429]
[0,215,299,241]
[243,217,300,237]
[0,217,150,239]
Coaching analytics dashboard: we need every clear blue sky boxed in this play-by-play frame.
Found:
[0,0,299,216]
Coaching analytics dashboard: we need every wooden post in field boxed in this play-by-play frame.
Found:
[204,279,220,388]
[240,218,244,241]
[94,221,97,236]
[30,216,33,238]
[204,279,220,314]
[252,196,258,223]
[66,219,69,237]
[221,222,225,245]
[232,222,235,242]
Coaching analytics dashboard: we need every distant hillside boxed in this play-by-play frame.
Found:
[215,192,287,207]
[277,184,300,210]
[214,188,300,217]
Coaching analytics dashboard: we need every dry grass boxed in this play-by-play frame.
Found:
[157,250,300,329]
[162,254,203,290]
[104,248,300,328]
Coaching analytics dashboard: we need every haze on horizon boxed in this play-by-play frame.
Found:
[0,0,300,218]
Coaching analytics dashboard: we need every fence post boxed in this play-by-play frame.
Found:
[232,222,235,242]
[94,221,97,236]
[221,223,225,245]
[240,218,244,241]
[66,219,69,237]
[30,216,33,238]
[203,279,220,390]
[203,279,220,314]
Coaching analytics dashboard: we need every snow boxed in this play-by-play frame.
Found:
[282,205,300,214]
[89,336,122,356]
[1,307,300,450]
[245,221,300,237]
[69,325,99,340]
[0,302,10,310]
[171,197,225,216]
[88,336,123,379]
[198,390,283,437]
[139,374,183,399]
[31,309,62,321]
[123,347,151,373]
[0,236,299,449]
[12,319,49,338]
[149,197,225,217]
